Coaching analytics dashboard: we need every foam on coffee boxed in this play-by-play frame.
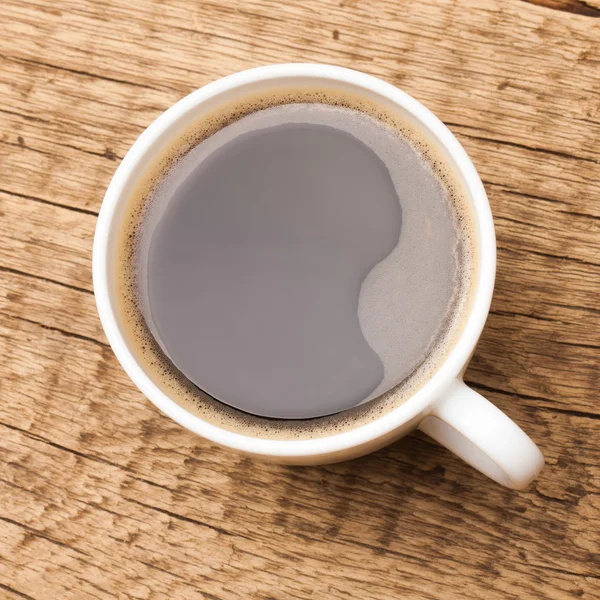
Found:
[115,86,477,438]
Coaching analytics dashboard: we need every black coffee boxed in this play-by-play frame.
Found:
[119,97,474,424]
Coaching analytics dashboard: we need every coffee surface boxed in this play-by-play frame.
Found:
[134,104,463,419]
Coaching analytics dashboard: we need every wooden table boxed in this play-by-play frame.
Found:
[1,0,599,598]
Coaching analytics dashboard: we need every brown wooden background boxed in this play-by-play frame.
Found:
[1,0,599,598]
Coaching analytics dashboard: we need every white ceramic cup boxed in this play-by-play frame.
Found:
[93,64,544,490]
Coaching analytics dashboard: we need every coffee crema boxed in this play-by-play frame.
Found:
[116,87,477,438]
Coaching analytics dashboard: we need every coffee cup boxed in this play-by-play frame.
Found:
[93,64,544,489]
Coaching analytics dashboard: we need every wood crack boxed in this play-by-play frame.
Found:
[0,136,121,163]
[446,123,600,165]
[0,583,37,600]
[0,265,94,295]
[520,0,600,18]
[0,516,91,557]
[0,421,139,475]
[125,497,252,540]
[0,311,109,349]
[61,142,123,161]
[559,210,600,221]
[553,339,600,350]
[497,245,600,269]
[528,562,600,580]
[546,300,600,315]
[0,107,52,125]
[486,185,570,207]
[0,139,56,158]
[138,560,226,598]
[495,215,548,230]
[0,187,99,217]
[4,54,167,92]
[531,404,600,420]
[473,183,600,223]
[489,308,569,325]
[464,381,600,419]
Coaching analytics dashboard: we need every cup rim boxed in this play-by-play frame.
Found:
[93,63,496,457]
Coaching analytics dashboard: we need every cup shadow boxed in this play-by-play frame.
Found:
[246,430,521,559]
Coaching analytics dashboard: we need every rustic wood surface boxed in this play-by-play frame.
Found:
[1,0,599,598]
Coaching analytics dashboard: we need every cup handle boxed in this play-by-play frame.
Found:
[418,379,544,489]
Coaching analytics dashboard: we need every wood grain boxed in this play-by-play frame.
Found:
[1,0,599,598]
